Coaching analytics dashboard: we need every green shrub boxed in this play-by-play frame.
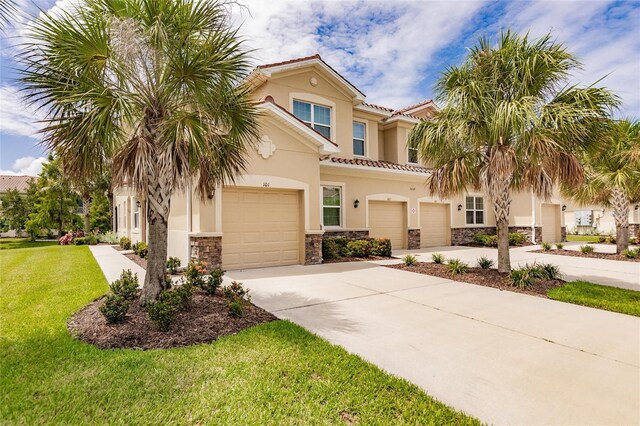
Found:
[473,233,497,247]
[322,238,342,260]
[477,256,494,269]
[74,237,86,245]
[173,281,193,309]
[204,268,224,295]
[607,235,616,244]
[510,267,535,288]
[580,245,595,254]
[119,237,131,250]
[508,233,527,245]
[555,243,564,250]
[85,234,98,245]
[539,263,562,280]
[623,248,639,259]
[98,231,119,244]
[99,294,130,324]
[109,270,139,300]
[222,281,250,302]
[132,242,148,258]
[629,237,637,245]
[346,240,371,258]
[369,238,392,257]
[446,258,468,274]
[166,257,181,275]
[186,260,207,286]
[432,253,445,264]
[228,300,245,317]
[146,297,179,331]
[541,242,552,251]
[598,236,607,243]
[402,254,418,266]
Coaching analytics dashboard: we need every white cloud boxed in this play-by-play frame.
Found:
[0,85,45,138]
[232,0,487,108]
[0,156,47,176]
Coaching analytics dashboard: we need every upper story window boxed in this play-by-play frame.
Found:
[293,100,331,139]
[353,122,365,157]
[133,199,140,229]
[465,196,484,225]
[322,186,341,227]
[408,145,419,164]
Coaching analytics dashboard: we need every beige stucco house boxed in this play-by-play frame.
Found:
[114,54,568,270]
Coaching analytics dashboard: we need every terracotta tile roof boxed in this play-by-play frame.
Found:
[393,99,435,114]
[258,54,322,69]
[259,96,339,147]
[326,157,429,173]
[360,102,394,113]
[0,175,34,193]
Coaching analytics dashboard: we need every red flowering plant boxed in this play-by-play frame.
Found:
[58,231,84,245]
[185,260,208,287]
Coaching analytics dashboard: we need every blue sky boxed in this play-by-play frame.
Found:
[1,0,639,175]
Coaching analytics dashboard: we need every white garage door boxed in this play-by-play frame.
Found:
[369,201,406,249]
[222,188,300,270]
[541,204,560,243]
[420,203,450,247]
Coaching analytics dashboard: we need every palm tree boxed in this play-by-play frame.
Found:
[564,119,640,253]
[409,31,618,273]
[21,0,260,302]
[0,0,16,32]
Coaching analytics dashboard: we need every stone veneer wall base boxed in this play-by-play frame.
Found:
[305,234,323,265]
[451,226,546,245]
[407,229,420,249]
[189,235,222,268]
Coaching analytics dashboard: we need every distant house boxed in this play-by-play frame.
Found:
[0,175,34,237]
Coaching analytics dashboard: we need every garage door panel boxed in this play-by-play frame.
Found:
[222,188,301,270]
[369,201,405,249]
[542,204,560,243]
[420,203,450,247]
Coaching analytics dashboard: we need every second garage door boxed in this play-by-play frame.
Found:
[222,188,301,270]
[420,203,450,247]
[541,204,560,243]
[369,201,406,249]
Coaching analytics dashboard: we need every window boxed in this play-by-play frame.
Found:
[353,122,366,156]
[465,196,484,225]
[322,186,341,227]
[293,100,331,139]
[133,199,140,229]
[408,146,419,164]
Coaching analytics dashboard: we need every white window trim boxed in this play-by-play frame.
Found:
[353,121,367,158]
[133,199,140,230]
[320,181,345,229]
[465,195,485,226]
[290,93,336,142]
[407,145,419,165]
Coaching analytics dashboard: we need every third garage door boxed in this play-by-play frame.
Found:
[222,188,300,270]
[420,203,450,247]
[369,201,406,249]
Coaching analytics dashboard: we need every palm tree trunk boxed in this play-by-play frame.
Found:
[611,187,630,254]
[492,181,512,273]
[140,167,172,304]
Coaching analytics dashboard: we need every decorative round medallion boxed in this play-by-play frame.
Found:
[309,77,318,87]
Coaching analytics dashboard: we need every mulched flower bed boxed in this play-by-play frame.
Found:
[531,249,640,262]
[124,252,147,269]
[387,262,564,297]
[68,288,277,350]
[461,242,532,248]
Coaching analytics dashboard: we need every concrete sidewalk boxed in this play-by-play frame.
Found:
[89,245,146,284]
[393,244,640,291]
[228,262,640,426]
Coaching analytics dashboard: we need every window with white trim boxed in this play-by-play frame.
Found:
[408,146,419,164]
[353,122,365,157]
[293,100,331,139]
[322,186,341,227]
[465,196,484,225]
[133,199,140,229]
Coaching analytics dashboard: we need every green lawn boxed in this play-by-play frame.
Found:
[0,243,478,425]
[565,234,601,242]
[0,237,58,250]
[548,281,640,317]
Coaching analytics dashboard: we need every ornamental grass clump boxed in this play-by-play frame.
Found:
[477,256,494,269]
[446,258,468,275]
[402,254,418,266]
[431,253,445,264]
[580,245,595,254]
[555,243,564,250]
[541,242,552,251]
[623,248,639,259]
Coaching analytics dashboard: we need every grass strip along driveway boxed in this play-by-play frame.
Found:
[0,242,478,425]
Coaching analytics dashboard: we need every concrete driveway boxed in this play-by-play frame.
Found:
[227,261,640,425]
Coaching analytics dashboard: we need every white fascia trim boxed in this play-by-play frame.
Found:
[258,102,340,155]
[401,101,437,115]
[320,160,429,178]
[353,104,392,117]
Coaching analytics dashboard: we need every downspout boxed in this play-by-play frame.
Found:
[187,181,192,261]
[531,192,536,244]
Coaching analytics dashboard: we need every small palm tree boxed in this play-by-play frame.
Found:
[564,119,640,253]
[21,0,259,302]
[410,31,618,273]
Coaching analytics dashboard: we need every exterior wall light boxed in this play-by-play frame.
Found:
[457,204,462,211]
[561,205,567,211]
[354,199,360,208]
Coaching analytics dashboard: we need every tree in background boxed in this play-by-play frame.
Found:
[410,31,618,273]
[0,187,34,236]
[22,0,260,303]
[564,119,640,253]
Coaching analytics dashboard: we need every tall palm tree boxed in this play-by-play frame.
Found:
[20,0,260,302]
[0,0,16,32]
[564,119,640,253]
[409,31,618,273]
